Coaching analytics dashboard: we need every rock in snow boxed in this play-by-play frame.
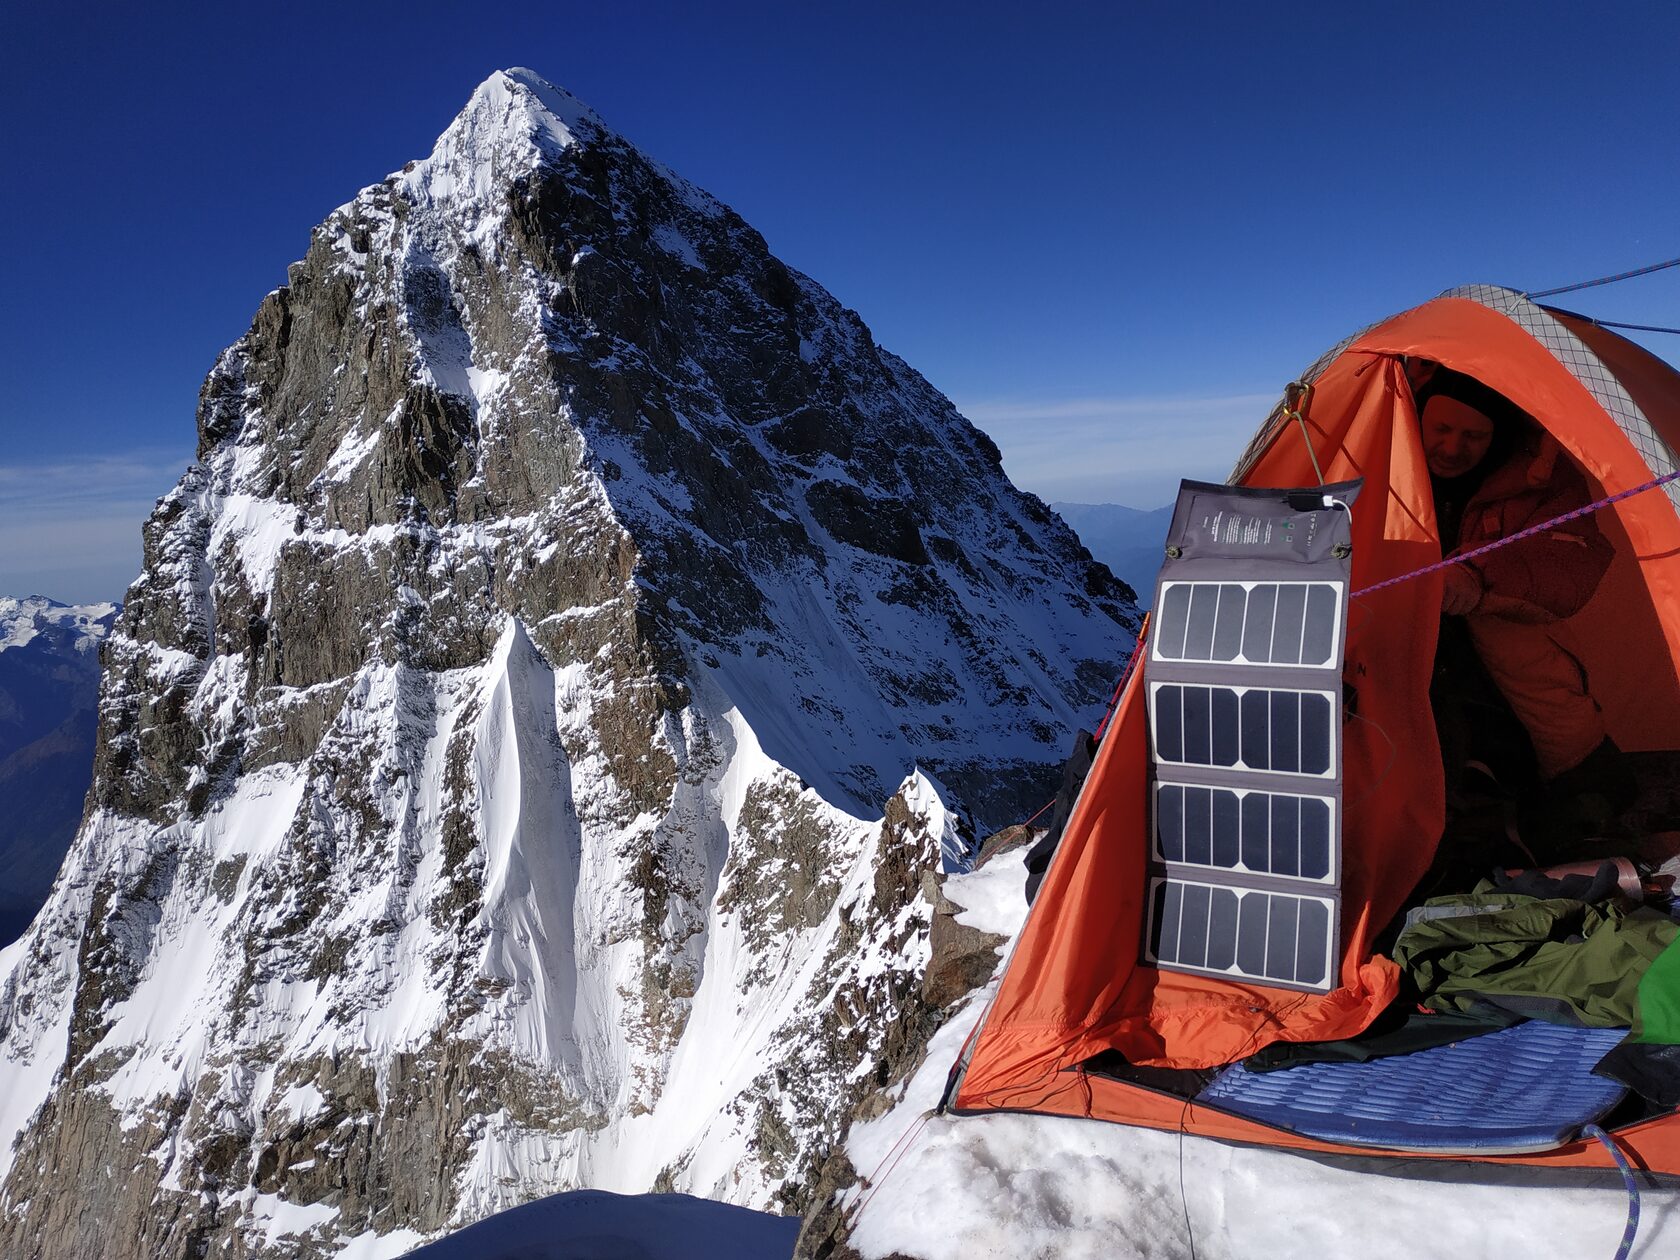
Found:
[0,596,119,946]
[0,68,1136,1258]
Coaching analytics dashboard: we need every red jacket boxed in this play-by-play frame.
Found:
[1455,433,1613,623]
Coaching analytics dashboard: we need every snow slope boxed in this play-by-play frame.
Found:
[385,852,1678,1259]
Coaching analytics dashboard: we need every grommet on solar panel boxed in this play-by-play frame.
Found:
[1142,477,1361,994]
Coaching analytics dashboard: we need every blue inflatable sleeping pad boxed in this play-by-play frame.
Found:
[1196,1019,1629,1153]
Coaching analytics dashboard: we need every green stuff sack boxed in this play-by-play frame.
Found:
[1633,934,1680,1045]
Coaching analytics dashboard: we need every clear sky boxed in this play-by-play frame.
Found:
[3,0,1677,603]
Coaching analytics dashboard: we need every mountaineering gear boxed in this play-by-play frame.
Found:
[1393,888,1679,1029]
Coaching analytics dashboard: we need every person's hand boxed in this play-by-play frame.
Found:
[1442,563,1483,615]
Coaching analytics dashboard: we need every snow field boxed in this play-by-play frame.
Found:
[842,856,1680,1260]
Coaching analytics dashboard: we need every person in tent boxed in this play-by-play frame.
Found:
[1415,364,1634,857]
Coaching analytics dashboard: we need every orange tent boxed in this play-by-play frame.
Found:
[948,285,1680,1175]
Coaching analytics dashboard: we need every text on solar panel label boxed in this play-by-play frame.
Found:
[1153,581,1344,668]
[1146,877,1334,990]
[1150,682,1336,777]
[1153,783,1336,883]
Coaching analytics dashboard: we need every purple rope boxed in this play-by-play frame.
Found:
[1352,467,1680,599]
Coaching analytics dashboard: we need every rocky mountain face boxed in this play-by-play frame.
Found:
[0,69,1137,1259]
[1051,502,1172,608]
[0,597,119,945]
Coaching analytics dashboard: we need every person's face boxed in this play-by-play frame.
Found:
[1421,396,1496,478]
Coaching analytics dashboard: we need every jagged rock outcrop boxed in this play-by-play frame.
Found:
[794,826,1039,1260]
[0,69,1136,1259]
[0,597,119,944]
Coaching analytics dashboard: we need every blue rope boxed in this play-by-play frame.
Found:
[1527,256,1680,299]
[1590,318,1680,337]
[1582,1123,1641,1260]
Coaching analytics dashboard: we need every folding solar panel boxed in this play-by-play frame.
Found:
[1142,479,1360,993]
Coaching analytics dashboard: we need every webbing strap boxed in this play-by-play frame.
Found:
[1352,468,1680,600]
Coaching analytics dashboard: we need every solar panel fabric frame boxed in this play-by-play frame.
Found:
[1142,479,1359,994]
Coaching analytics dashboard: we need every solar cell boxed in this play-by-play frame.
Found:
[1158,583,1192,658]
[1152,581,1344,669]
[1147,877,1335,989]
[1151,684,1337,778]
[1144,481,1356,994]
[1152,784,1336,883]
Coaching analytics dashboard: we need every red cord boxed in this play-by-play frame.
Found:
[1093,614,1151,741]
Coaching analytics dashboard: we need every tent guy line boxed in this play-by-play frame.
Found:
[1590,319,1680,337]
[1526,254,1680,299]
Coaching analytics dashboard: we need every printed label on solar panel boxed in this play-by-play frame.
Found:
[1167,478,1361,565]
[1153,581,1344,668]
[1149,682,1337,778]
[1144,876,1336,990]
[1153,783,1337,884]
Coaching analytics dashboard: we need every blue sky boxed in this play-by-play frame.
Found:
[3,1,1677,603]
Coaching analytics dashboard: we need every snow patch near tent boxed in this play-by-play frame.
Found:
[948,850,1031,934]
[841,854,1680,1260]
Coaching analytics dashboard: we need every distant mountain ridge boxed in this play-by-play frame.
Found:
[1051,501,1173,606]
[0,596,117,945]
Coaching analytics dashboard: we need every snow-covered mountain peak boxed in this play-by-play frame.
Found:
[396,67,601,216]
[0,69,1137,1259]
[0,594,119,655]
[498,66,599,131]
